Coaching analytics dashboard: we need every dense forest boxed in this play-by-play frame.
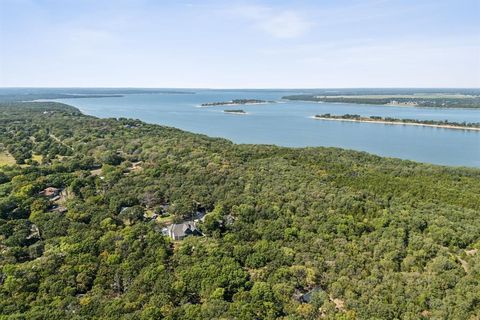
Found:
[1,101,480,319]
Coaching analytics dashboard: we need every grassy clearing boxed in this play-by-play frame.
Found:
[0,151,16,166]
[156,215,174,225]
[32,154,43,163]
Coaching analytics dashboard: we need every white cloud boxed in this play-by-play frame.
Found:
[291,37,480,88]
[233,5,313,39]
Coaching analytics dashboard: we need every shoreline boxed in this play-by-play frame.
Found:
[312,116,480,131]
[12,99,478,167]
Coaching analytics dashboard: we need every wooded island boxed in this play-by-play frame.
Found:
[201,99,270,106]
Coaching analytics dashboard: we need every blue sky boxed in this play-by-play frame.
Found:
[0,0,479,88]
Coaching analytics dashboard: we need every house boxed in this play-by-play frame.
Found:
[52,205,68,213]
[163,221,202,240]
[142,212,158,220]
[298,287,323,303]
[119,206,131,214]
[40,187,61,198]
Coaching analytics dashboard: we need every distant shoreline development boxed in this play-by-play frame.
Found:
[313,114,480,131]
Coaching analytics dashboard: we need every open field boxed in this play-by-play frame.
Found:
[0,150,16,166]
[156,214,174,225]
[32,154,43,163]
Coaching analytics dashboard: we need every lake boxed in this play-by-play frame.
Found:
[55,89,480,167]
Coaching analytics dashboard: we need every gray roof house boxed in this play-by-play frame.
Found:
[298,287,323,303]
[162,221,202,240]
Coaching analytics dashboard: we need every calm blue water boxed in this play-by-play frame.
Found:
[55,90,480,167]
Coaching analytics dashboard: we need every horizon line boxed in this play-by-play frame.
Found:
[1,86,480,90]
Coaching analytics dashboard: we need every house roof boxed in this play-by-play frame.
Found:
[41,187,61,197]
[119,206,132,214]
[169,222,199,238]
[300,287,323,303]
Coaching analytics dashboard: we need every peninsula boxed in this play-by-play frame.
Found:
[284,92,480,109]
[201,99,271,106]
[0,89,195,103]
[313,113,480,131]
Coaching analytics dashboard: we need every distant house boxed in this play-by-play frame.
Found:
[40,187,61,198]
[144,212,158,220]
[298,287,323,303]
[56,206,68,213]
[51,205,67,213]
[162,221,202,240]
[119,206,131,214]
